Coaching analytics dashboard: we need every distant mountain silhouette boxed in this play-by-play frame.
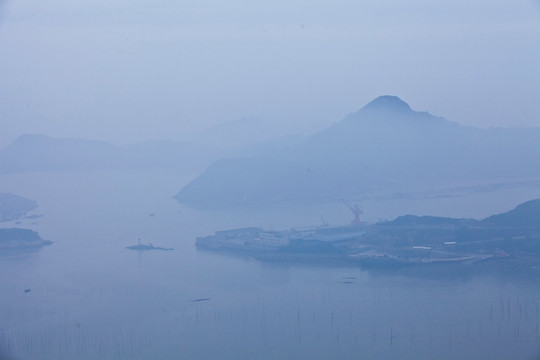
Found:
[175,96,540,206]
[481,199,540,227]
[192,117,297,150]
[382,199,540,228]
[0,135,222,174]
[0,135,118,173]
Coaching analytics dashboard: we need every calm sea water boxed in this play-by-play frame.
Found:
[0,170,539,360]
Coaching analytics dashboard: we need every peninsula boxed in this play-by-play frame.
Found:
[0,193,38,222]
[0,228,52,252]
[196,199,540,267]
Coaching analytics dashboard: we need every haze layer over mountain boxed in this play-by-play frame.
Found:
[191,117,298,150]
[0,135,222,175]
[175,96,540,206]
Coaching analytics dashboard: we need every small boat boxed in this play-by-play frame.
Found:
[126,238,173,251]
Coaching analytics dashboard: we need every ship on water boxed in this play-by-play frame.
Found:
[126,238,173,251]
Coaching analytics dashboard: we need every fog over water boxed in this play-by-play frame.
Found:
[1,170,539,359]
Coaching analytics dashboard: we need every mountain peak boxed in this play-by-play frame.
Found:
[361,95,412,113]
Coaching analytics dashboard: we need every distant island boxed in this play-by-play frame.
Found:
[0,228,52,252]
[0,193,38,222]
[196,199,540,268]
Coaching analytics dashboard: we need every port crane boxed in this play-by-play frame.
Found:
[341,199,363,225]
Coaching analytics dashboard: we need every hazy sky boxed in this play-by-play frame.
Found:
[1,0,539,147]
